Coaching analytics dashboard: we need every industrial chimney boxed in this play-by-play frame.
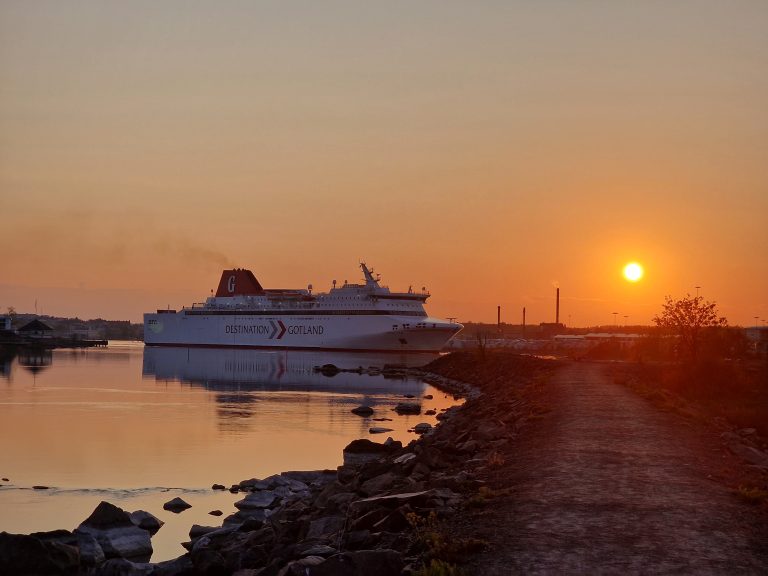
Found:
[556,287,560,324]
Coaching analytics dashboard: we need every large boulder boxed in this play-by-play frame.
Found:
[0,531,80,575]
[342,438,402,466]
[81,501,134,530]
[77,502,152,561]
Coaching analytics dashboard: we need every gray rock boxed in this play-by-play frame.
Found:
[394,402,421,415]
[209,510,223,516]
[298,543,338,557]
[282,470,337,487]
[235,490,278,510]
[360,472,398,496]
[162,497,192,513]
[75,530,106,566]
[413,422,432,434]
[306,516,345,541]
[92,558,151,575]
[255,473,310,492]
[77,524,152,561]
[77,501,152,560]
[150,554,195,576]
[350,490,439,515]
[393,453,417,465]
[369,427,394,434]
[351,406,374,416]
[223,508,269,527]
[342,438,402,466]
[129,510,163,534]
[239,477,270,491]
[189,525,219,540]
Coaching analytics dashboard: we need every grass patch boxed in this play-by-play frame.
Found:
[466,485,513,508]
[615,361,768,436]
[415,559,465,576]
[408,511,489,565]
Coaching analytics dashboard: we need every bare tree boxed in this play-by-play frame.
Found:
[653,294,727,361]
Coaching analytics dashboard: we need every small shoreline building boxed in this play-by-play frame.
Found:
[18,319,54,339]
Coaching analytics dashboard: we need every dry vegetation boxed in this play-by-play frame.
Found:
[614,359,768,437]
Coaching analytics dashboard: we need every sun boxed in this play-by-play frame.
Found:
[623,262,644,282]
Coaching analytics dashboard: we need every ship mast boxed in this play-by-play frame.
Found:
[360,262,380,288]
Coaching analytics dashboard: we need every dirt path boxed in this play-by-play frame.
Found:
[461,361,768,574]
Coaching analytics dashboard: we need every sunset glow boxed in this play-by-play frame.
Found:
[0,2,766,326]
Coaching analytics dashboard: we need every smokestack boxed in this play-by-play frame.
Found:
[556,288,560,324]
[522,306,526,336]
[497,306,501,329]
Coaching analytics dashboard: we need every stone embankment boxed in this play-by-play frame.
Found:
[0,352,550,575]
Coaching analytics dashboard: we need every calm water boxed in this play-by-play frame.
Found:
[0,342,456,561]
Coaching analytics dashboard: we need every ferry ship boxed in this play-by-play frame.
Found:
[144,264,463,352]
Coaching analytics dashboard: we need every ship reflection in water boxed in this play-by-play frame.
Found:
[0,343,455,562]
[142,347,440,431]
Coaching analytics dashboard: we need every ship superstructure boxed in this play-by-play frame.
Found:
[144,264,463,352]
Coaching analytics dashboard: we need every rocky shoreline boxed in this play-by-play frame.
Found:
[0,352,553,576]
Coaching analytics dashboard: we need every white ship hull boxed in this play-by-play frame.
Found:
[144,312,458,352]
[143,264,463,352]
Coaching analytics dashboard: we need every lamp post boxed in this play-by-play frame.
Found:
[695,286,701,297]
[612,312,618,327]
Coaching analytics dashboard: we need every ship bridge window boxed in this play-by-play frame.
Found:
[392,324,398,331]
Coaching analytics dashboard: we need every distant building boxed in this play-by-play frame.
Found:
[69,324,104,340]
[18,319,54,338]
[0,315,11,331]
[540,322,566,337]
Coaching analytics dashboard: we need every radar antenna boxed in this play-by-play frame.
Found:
[360,262,380,287]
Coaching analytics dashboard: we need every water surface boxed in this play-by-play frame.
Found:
[0,343,455,560]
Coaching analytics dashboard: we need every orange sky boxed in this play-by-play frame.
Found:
[1,1,766,326]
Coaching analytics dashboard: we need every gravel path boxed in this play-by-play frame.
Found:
[466,361,768,575]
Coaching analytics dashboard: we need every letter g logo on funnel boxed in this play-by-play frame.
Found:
[227,275,236,293]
